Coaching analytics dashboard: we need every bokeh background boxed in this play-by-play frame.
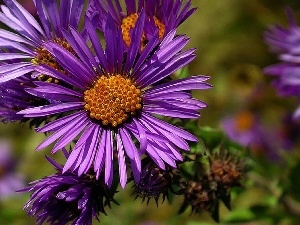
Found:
[1,0,300,224]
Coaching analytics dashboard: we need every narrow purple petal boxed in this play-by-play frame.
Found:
[41,0,60,36]
[141,113,198,142]
[132,118,147,154]
[124,11,145,73]
[26,81,82,102]
[36,115,87,151]
[119,128,141,182]
[69,0,85,28]
[94,129,106,177]
[104,130,113,187]
[51,118,89,153]
[37,111,85,132]
[63,145,83,173]
[0,53,31,60]
[78,125,100,176]
[145,75,211,95]
[116,132,127,188]
[85,17,108,72]
[0,64,34,82]
[35,64,86,89]
[19,102,84,117]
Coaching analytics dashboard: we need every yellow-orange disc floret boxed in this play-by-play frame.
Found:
[84,74,142,127]
[121,13,165,48]
[234,111,255,132]
[32,38,76,83]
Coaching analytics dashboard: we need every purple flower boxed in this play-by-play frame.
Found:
[21,155,117,225]
[0,140,24,200]
[0,72,44,123]
[264,7,300,98]
[87,0,196,47]
[0,0,84,83]
[19,15,211,188]
[221,111,259,147]
[133,157,181,204]
[221,111,283,160]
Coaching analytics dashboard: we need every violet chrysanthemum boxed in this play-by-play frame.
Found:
[19,14,211,188]
[0,0,84,83]
[22,156,117,225]
[264,7,300,98]
[87,0,196,47]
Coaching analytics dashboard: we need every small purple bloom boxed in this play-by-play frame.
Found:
[21,156,117,225]
[0,140,24,200]
[0,0,85,83]
[87,0,196,47]
[221,111,284,160]
[221,111,259,147]
[19,15,211,188]
[133,157,181,204]
[264,7,300,114]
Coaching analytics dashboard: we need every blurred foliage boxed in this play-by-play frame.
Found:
[2,0,300,225]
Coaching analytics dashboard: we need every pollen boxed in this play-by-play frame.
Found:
[32,38,76,82]
[121,13,165,48]
[84,74,142,127]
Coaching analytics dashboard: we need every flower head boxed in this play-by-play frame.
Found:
[264,7,300,97]
[0,140,24,200]
[22,156,117,225]
[133,157,182,204]
[221,110,288,160]
[0,0,84,83]
[87,0,196,48]
[19,14,211,188]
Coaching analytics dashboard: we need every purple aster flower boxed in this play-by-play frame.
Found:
[221,110,283,160]
[221,110,259,147]
[19,14,211,188]
[0,0,84,83]
[0,140,24,200]
[264,7,300,97]
[21,155,117,225]
[87,0,196,48]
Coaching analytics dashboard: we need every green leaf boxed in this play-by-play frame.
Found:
[223,208,256,222]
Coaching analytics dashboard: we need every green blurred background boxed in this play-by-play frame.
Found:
[2,0,300,224]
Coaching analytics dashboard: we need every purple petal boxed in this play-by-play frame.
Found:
[116,132,127,188]
[37,111,85,132]
[104,130,113,187]
[94,129,106,176]
[145,75,211,95]
[78,125,100,176]
[141,113,198,142]
[19,102,84,117]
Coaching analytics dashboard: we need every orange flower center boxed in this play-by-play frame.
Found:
[121,13,165,48]
[235,111,255,132]
[84,74,142,127]
[32,38,76,83]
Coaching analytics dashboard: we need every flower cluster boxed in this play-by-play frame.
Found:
[0,0,212,224]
